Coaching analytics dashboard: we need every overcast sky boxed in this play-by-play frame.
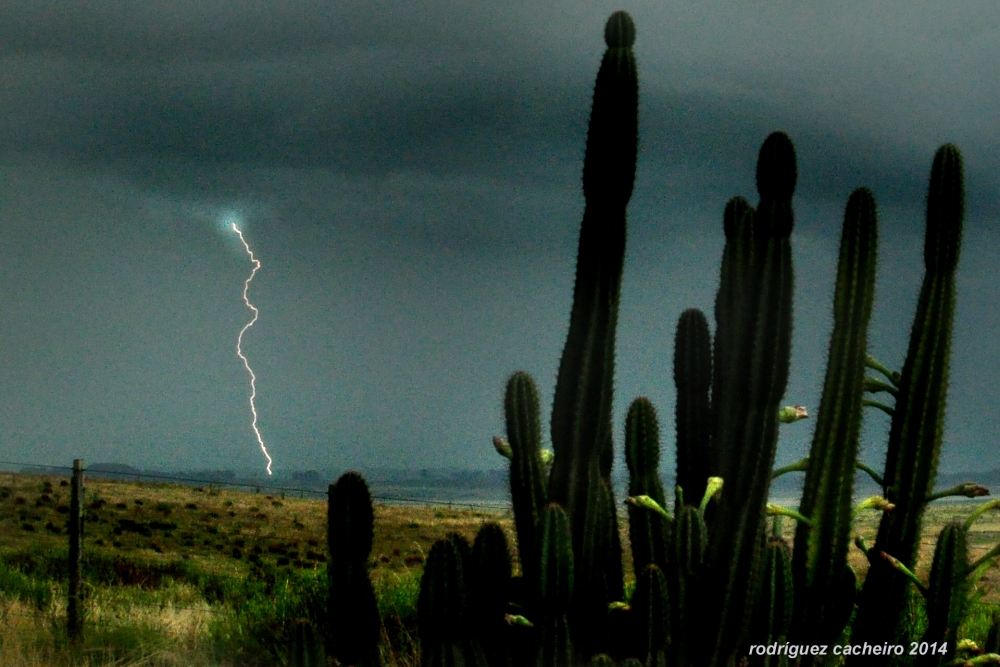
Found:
[0,2,997,479]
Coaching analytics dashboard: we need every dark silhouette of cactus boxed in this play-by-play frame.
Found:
[669,504,707,667]
[471,523,513,667]
[538,503,574,667]
[504,371,548,609]
[916,521,969,666]
[419,538,487,667]
[630,564,670,667]
[527,9,636,660]
[747,536,794,667]
[791,187,878,649]
[850,144,965,661]
[624,397,669,576]
[702,132,796,667]
[674,308,712,506]
[327,472,381,667]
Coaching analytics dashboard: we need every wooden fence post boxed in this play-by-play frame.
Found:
[67,458,84,642]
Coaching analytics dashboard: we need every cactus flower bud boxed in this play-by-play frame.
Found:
[766,504,813,526]
[626,494,671,520]
[493,436,513,460]
[778,405,809,423]
[505,613,534,628]
[699,477,724,513]
[853,495,895,517]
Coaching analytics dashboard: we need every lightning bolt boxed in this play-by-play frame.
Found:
[232,222,273,476]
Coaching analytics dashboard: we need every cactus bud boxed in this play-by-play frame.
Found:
[777,405,809,423]
[699,477,724,513]
[626,494,671,520]
[493,436,513,460]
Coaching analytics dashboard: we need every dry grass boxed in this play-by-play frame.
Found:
[3,471,1000,665]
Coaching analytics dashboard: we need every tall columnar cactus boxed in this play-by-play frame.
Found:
[471,523,513,667]
[702,132,796,667]
[327,472,381,667]
[791,187,878,649]
[624,397,669,575]
[504,372,548,606]
[917,521,970,666]
[419,538,487,667]
[545,10,636,659]
[669,504,708,667]
[674,308,713,506]
[850,145,965,659]
[538,503,575,667]
[747,536,794,667]
[629,564,670,667]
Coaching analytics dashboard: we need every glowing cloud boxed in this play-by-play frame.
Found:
[231,222,273,476]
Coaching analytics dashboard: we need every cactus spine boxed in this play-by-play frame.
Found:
[791,187,878,648]
[327,472,382,667]
[850,145,965,660]
[674,308,713,506]
[624,397,669,576]
[702,133,796,667]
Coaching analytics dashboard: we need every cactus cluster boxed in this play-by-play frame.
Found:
[318,10,999,667]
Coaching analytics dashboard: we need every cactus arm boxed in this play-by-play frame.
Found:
[771,457,809,479]
[866,355,902,387]
[856,461,886,487]
[862,398,896,416]
[864,376,900,398]
[966,500,1000,528]
[968,542,1000,573]
[877,550,929,597]
[766,504,813,526]
[926,483,990,503]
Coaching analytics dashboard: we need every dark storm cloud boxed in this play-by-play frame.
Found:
[1,1,997,473]
[3,1,997,217]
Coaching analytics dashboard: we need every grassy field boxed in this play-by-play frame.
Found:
[2,472,1000,665]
